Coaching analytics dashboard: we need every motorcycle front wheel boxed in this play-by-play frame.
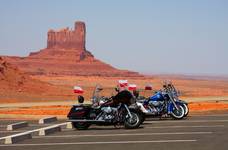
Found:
[182,103,189,117]
[124,111,141,129]
[170,105,185,119]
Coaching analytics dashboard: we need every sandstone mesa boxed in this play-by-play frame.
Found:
[3,21,141,77]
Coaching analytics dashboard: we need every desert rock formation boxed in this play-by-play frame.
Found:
[3,21,141,77]
[0,57,73,102]
[47,21,86,50]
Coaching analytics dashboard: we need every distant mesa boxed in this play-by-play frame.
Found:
[2,21,141,77]
[28,21,93,62]
[47,21,86,50]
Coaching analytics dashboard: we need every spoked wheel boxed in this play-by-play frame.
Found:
[170,105,185,119]
[182,103,189,117]
[124,111,141,129]
[72,122,91,130]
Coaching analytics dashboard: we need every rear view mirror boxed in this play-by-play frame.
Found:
[145,84,152,90]
[133,90,139,98]
[78,95,84,103]
[115,87,119,92]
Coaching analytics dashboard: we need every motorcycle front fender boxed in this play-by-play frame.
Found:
[178,99,188,105]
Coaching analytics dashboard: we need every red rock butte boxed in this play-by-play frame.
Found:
[47,21,86,50]
[2,21,141,77]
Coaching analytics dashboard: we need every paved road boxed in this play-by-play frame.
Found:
[1,114,228,150]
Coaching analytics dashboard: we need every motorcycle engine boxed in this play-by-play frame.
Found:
[100,106,117,121]
[148,101,164,112]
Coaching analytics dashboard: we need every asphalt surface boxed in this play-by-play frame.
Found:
[0,114,228,150]
[0,120,65,139]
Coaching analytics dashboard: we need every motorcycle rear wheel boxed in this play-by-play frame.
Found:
[72,122,91,130]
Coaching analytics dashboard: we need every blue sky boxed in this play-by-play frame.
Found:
[0,0,228,75]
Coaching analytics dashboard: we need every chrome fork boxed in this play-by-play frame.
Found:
[124,104,133,118]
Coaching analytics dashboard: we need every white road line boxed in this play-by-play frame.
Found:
[33,131,212,138]
[145,120,228,123]
[0,139,197,146]
[146,125,225,129]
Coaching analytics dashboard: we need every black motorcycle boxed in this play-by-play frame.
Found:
[67,90,142,130]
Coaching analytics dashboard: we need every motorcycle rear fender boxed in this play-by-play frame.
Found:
[135,102,148,113]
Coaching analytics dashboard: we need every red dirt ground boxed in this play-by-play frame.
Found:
[1,102,228,116]
[1,57,228,117]
[189,102,228,111]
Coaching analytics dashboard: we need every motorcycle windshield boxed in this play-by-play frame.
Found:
[91,84,103,104]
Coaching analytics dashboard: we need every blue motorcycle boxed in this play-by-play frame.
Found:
[166,82,189,117]
[136,83,185,121]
